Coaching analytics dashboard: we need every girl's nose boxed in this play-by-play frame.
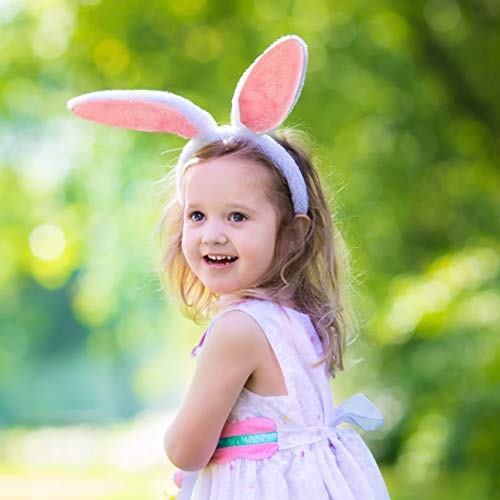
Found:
[201,221,228,245]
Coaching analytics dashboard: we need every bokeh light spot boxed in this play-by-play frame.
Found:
[29,224,66,262]
[397,412,449,483]
[424,0,462,33]
[292,0,330,32]
[32,4,75,60]
[327,12,357,49]
[363,10,409,50]
[253,0,290,22]
[169,0,207,18]
[184,26,222,63]
[93,38,130,76]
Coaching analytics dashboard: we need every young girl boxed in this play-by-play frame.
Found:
[67,35,390,499]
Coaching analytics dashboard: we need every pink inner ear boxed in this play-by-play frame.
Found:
[239,39,304,133]
[73,99,199,138]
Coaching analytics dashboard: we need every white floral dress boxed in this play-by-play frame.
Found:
[178,298,390,499]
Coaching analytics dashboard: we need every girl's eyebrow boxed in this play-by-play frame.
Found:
[186,203,257,214]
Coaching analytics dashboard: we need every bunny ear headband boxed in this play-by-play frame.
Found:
[67,34,309,214]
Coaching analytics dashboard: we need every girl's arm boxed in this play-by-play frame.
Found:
[164,310,264,471]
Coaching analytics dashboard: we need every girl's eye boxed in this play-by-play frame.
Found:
[230,212,247,222]
[189,211,204,222]
[187,211,247,222]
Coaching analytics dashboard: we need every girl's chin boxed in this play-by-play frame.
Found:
[202,281,243,296]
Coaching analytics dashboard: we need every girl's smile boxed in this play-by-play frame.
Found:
[181,154,279,296]
[203,254,238,269]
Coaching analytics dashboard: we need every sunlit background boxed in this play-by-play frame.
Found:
[1,0,499,498]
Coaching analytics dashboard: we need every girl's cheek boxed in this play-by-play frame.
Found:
[180,231,189,256]
[181,228,199,258]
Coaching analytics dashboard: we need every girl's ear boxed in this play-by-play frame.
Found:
[294,214,311,240]
[67,90,217,139]
[231,35,308,134]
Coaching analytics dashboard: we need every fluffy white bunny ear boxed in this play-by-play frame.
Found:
[231,35,308,134]
[67,89,217,139]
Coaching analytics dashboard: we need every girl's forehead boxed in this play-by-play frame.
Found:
[183,155,272,205]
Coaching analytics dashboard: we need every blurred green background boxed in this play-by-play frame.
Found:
[1,0,499,498]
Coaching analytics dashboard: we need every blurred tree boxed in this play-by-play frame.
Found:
[0,0,498,497]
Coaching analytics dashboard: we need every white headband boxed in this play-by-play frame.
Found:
[67,35,309,214]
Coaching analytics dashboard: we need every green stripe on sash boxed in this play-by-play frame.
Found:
[216,431,278,449]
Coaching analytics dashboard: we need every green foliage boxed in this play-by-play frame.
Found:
[0,0,499,497]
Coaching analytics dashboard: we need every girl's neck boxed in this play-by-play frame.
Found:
[210,292,302,316]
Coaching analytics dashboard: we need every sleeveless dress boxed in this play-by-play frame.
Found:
[176,298,390,499]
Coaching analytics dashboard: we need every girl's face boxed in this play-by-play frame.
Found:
[181,154,279,296]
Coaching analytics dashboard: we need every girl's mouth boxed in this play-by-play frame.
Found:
[203,255,238,269]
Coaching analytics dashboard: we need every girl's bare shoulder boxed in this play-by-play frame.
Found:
[207,308,268,357]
